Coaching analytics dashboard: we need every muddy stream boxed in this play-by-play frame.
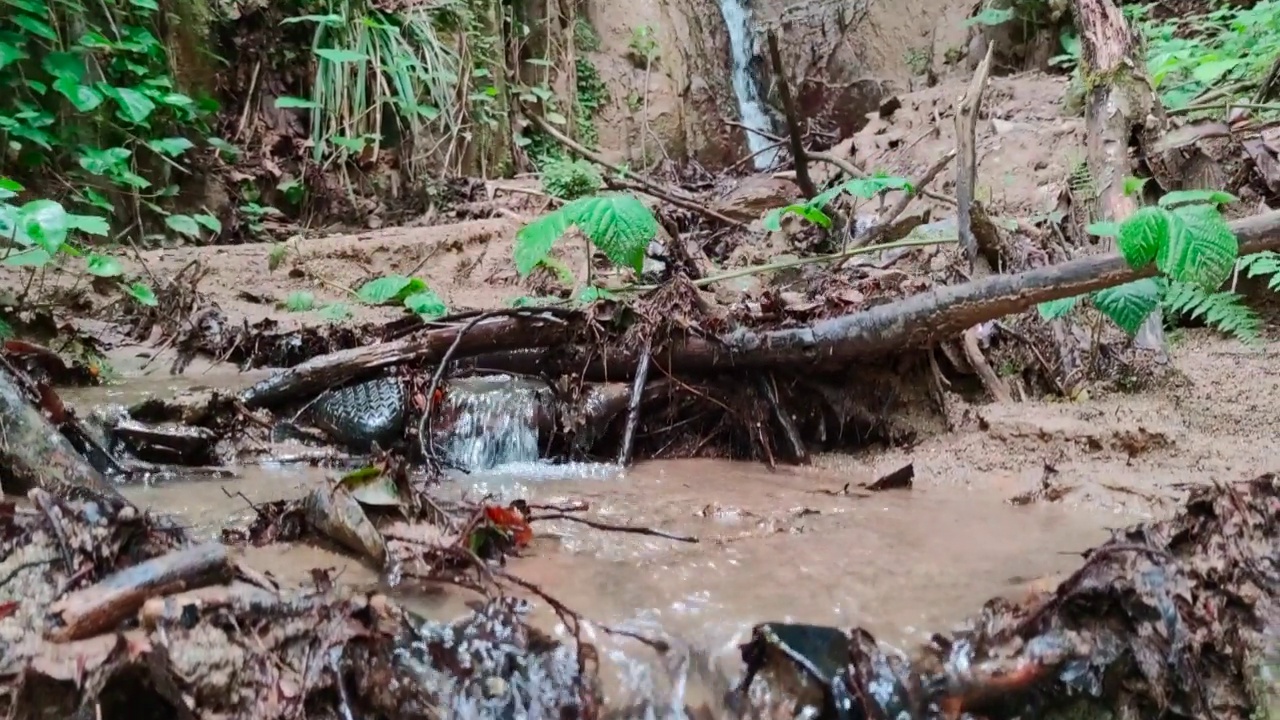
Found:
[60,350,1144,692]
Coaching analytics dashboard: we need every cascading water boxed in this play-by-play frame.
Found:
[437,376,545,472]
[718,0,776,169]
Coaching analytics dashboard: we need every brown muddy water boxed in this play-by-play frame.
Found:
[67,336,1280,696]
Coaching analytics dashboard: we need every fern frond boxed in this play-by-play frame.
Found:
[1239,250,1280,291]
[1162,280,1261,346]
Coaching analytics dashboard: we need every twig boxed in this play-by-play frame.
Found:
[524,113,745,228]
[617,341,652,466]
[766,30,816,198]
[617,234,957,293]
[954,43,994,268]
[529,512,697,543]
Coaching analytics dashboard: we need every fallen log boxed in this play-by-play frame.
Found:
[46,542,231,641]
[0,361,124,503]
[238,211,1280,402]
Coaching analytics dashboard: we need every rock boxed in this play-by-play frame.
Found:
[712,177,798,223]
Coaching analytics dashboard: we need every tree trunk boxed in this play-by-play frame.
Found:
[1072,0,1165,348]
[0,363,122,503]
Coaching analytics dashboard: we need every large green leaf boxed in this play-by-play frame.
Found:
[404,290,447,319]
[356,275,425,305]
[1037,295,1079,320]
[1116,206,1169,270]
[53,78,104,112]
[513,205,574,276]
[1159,203,1238,291]
[567,193,657,274]
[86,253,123,277]
[16,199,69,254]
[107,86,156,124]
[1092,278,1161,335]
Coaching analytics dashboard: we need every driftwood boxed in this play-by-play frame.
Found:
[0,361,123,502]
[47,542,231,641]
[237,211,1280,406]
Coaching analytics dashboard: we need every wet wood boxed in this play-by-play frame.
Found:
[0,361,123,502]
[239,309,576,409]
[140,581,283,627]
[240,212,1280,393]
[47,542,231,641]
[954,43,994,269]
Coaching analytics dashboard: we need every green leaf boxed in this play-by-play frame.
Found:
[165,214,202,237]
[514,205,575,276]
[403,290,447,319]
[0,177,21,200]
[77,146,132,176]
[41,51,84,80]
[318,302,352,322]
[564,193,657,274]
[314,48,368,63]
[2,248,53,267]
[0,41,28,72]
[207,137,240,156]
[107,86,156,123]
[1157,189,1237,209]
[545,111,568,125]
[127,282,158,306]
[53,78,104,112]
[280,13,345,25]
[147,137,195,157]
[193,214,221,233]
[68,214,109,236]
[86,253,123,277]
[1091,278,1161,335]
[964,6,1015,26]
[275,96,320,110]
[1191,58,1240,85]
[356,275,424,305]
[1121,176,1148,197]
[767,203,832,230]
[17,199,69,254]
[267,243,287,272]
[577,285,617,304]
[12,13,58,40]
[1116,206,1169,270]
[1037,295,1079,320]
[1160,202,1238,291]
[283,291,316,311]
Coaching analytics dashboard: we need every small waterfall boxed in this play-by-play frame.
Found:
[438,376,545,471]
[718,0,776,169]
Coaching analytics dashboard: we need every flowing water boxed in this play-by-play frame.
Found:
[718,0,777,169]
[437,375,546,471]
[64,357,1148,697]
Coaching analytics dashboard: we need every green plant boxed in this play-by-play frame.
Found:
[1038,188,1261,345]
[763,172,914,231]
[573,19,601,52]
[513,192,657,292]
[279,2,470,176]
[0,0,226,240]
[1,178,154,308]
[540,157,603,201]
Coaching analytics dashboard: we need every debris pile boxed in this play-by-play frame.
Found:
[0,489,602,719]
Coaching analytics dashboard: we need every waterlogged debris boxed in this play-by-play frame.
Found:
[469,501,535,557]
[339,464,403,507]
[1,492,604,720]
[303,484,388,566]
[867,462,914,491]
[730,475,1280,720]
